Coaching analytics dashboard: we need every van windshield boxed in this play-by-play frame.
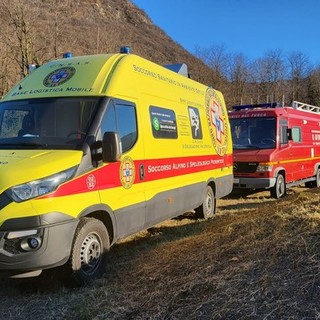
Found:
[0,97,101,150]
[230,117,276,150]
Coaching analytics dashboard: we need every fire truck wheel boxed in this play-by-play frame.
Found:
[68,217,110,285]
[195,185,216,219]
[316,168,320,188]
[271,174,286,199]
[305,168,320,188]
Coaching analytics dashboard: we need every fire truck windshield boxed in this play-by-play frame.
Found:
[230,117,276,149]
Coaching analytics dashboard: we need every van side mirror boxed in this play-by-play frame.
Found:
[102,131,122,162]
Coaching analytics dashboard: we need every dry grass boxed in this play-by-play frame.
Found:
[2,188,320,319]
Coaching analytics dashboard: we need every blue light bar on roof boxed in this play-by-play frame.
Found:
[63,52,73,58]
[232,102,277,111]
[120,46,132,54]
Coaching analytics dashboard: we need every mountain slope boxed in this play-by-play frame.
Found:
[0,0,213,91]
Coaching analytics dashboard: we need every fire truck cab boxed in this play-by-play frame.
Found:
[229,101,320,198]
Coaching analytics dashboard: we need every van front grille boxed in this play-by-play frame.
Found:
[233,162,258,173]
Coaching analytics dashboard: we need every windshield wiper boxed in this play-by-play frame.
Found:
[18,142,49,148]
[234,144,261,150]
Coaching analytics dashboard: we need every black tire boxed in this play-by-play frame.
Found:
[306,168,320,188]
[270,174,286,199]
[67,218,109,285]
[315,168,320,188]
[195,185,216,219]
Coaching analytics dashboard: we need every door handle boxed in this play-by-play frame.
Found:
[139,164,145,180]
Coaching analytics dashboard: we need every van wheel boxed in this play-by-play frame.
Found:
[315,168,320,187]
[68,218,109,285]
[195,185,216,219]
[270,174,286,199]
[306,168,320,188]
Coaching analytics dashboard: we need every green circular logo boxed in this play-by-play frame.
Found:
[43,67,76,87]
[152,117,160,131]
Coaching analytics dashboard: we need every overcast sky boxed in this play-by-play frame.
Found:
[131,0,320,66]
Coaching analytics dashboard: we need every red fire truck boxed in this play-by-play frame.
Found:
[229,101,320,198]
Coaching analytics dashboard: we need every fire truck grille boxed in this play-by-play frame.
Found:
[234,162,258,173]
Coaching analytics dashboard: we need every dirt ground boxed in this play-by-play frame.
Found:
[1,186,320,320]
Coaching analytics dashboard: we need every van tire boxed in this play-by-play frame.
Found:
[270,174,286,199]
[195,185,216,219]
[306,168,320,188]
[315,168,320,188]
[67,217,109,285]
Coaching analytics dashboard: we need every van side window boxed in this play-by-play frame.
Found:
[101,99,137,153]
[149,106,178,139]
[292,127,302,142]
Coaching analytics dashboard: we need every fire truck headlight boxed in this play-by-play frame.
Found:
[257,164,273,172]
[6,167,77,202]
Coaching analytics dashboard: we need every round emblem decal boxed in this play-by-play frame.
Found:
[206,89,229,156]
[120,156,135,189]
[43,67,76,87]
[86,174,96,190]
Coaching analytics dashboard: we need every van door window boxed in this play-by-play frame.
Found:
[280,126,288,145]
[101,99,137,153]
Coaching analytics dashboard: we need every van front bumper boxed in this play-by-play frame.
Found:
[0,212,78,278]
[233,177,276,189]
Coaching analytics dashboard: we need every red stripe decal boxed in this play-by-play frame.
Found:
[42,154,233,199]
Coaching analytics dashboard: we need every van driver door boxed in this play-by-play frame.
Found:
[98,98,146,239]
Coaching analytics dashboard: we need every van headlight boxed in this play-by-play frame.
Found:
[6,167,76,202]
[257,164,273,172]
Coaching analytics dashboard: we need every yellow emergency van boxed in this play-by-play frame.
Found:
[0,47,233,284]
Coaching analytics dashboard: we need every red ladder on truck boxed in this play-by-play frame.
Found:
[293,101,320,113]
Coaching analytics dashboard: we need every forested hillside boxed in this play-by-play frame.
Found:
[0,0,212,97]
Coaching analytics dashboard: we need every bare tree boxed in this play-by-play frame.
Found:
[0,0,42,78]
[0,51,10,96]
[287,51,311,102]
[251,50,286,103]
[194,44,228,91]
[226,53,250,105]
[305,66,320,105]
